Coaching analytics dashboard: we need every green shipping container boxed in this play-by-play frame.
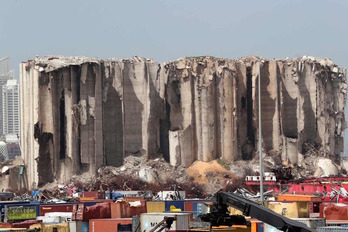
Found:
[5,205,37,221]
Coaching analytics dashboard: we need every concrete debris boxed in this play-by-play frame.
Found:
[314,158,339,177]
[234,188,274,201]
[0,157,26,192]
[19,56,347,189]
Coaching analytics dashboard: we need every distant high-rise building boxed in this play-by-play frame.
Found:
[2,79,20,136]
[0,57,14,135]
[5,134,21,159]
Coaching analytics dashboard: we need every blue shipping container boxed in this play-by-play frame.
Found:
[165,200,185,211]
[258,222,264,232]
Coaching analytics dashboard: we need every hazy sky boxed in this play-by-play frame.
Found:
[1,0,348,152]
[1,0,348,71]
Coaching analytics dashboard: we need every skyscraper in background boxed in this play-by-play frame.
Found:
[2,79,20,135]
[0,57,14,135]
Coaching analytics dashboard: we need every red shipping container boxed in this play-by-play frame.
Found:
[72,204,84,221]
[73,202,111,221]
[111,201,128,218]
[12,220,42,229]
[81,191,105,199]
[40,204,76,216]
[320,203,348,220]
[89,218,132,232]
[184,202,193,212]
[111,201,146,218]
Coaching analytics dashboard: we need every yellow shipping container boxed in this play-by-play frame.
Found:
[266,202,299,218]
[297,202,309,218]
[146,201,165,213]
[228,206,243,215]
[42,222,69,232]
[212,227,251,232]
[29,223,42,230]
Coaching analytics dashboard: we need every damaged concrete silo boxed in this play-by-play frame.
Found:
[19,56,346,187]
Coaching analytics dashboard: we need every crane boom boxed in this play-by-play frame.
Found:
[203,191,314,232]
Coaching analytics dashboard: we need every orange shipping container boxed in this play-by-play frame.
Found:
[0,223,12,228]
[89,218,132,232]
[277,194,322,202]
[251,221,259,232]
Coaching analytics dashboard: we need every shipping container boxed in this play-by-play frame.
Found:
[264,218,322,232]
[258,222,264,232]
[0,229,26,231]
[266,202,299,218]
[140,212,192,232]
[277,194,322,202]
[4,205,37,222]
[89,218,132,232]
[292,218,326,230]
[73,202,111,221]
[165,201,185,212]
[156,191,186,200]
[37,215,64,224]
[132,216,140,232]
[39,203,75,216]
[184,201,193,212]
[0,223,12,228]
[250,220,263,232]
[146,201,165,213]
[72,204,84,221]
[69,221,89,232]
[124,196,145,202]
[197,202,211,216]
[317,227,348,232]
[80,191,105,199]
[29,223,42,230]
[277,194,321,213]
[326,221,348,227]
[184,199,210,215]
[210,227,251,232]
[117,223,132,232]
[0,202,30,222]
[42,222,70,232]
[263,223,281,232]
[320,203,348,220]
[12,219,42,229]
[110,201,146,218]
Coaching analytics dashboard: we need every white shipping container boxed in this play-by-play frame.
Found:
[293,218,326,229]
[140,212,191,232]
[264,218,325,232]
[264,223,281,232]
[318,227,348,232]
[156,191,186,200]
[45,212,72,221]
[37,215,64,224]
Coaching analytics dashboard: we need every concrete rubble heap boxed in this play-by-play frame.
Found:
[20,56,347,187]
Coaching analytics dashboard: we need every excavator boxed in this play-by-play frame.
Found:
[199,191,314,232]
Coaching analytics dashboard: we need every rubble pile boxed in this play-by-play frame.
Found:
[19,55,347,190]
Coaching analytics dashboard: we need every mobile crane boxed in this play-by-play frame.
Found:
[200,191,314,232]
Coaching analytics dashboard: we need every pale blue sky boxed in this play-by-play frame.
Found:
[1,0,348,69]
[1,0,348,153]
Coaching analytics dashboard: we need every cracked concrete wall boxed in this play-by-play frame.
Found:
[20,56,346,187]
